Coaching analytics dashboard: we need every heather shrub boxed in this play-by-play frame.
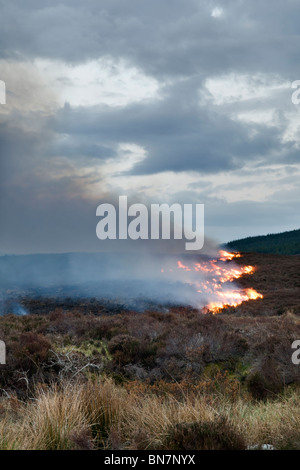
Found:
[108,334,141,363]
[163,419,246,450]
[108,334,157,369]
[246,357,283,400]
[11,332,51,373]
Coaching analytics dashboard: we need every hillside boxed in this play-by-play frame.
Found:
[1,252,300,449]
[225,228,300,255]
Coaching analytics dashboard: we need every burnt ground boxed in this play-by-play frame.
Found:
[231,252,300,316]
[0,252,300,449]
[0,251,300,400]
[1,251,299,317]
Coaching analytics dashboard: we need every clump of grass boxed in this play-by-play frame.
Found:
[22,383,91,450]
[1,378,300,450]
[239,390,300,449]
[80,377,129,447]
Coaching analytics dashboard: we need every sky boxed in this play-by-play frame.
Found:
[0,0,299,254]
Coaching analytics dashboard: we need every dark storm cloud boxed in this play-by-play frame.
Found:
[1,0,298,177]
[0,0,299,253]
[0,0,300,79]
[0,114,108,254]
[0,118,49,186]
[49,136,116,160]
[52,79,295,175]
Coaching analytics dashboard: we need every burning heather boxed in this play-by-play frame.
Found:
[0,249,263,315]
[161,250,263,313]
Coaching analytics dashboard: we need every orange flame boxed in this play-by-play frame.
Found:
[219,250,241,261]
[206,288,263,313]
[162,250,263,313]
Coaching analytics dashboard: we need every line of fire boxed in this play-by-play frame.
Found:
[160,250,263,313]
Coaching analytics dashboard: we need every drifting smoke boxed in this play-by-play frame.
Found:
[0,242,262,313]
[11,303,28,316]
[0,59,262,313]
[0,300,28,316]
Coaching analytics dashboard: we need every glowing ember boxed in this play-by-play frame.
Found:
[161,250,263,313]
[219,250,241,261]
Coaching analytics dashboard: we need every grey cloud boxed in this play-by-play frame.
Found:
[0,0,299,254]
[0,0,300,80]
[50,136,116,160]
[52,79,293,175]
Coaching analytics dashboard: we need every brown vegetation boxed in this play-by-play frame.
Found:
[0,252,300,449]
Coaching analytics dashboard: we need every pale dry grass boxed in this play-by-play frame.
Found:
[0,378,300,449]
[22,383,90,450]
[236,392,300,449]
[121,393,219,449]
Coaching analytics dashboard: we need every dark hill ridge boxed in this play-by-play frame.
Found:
[225,228,300,255]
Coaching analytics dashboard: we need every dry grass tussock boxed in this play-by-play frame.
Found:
[0,377,300,450]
